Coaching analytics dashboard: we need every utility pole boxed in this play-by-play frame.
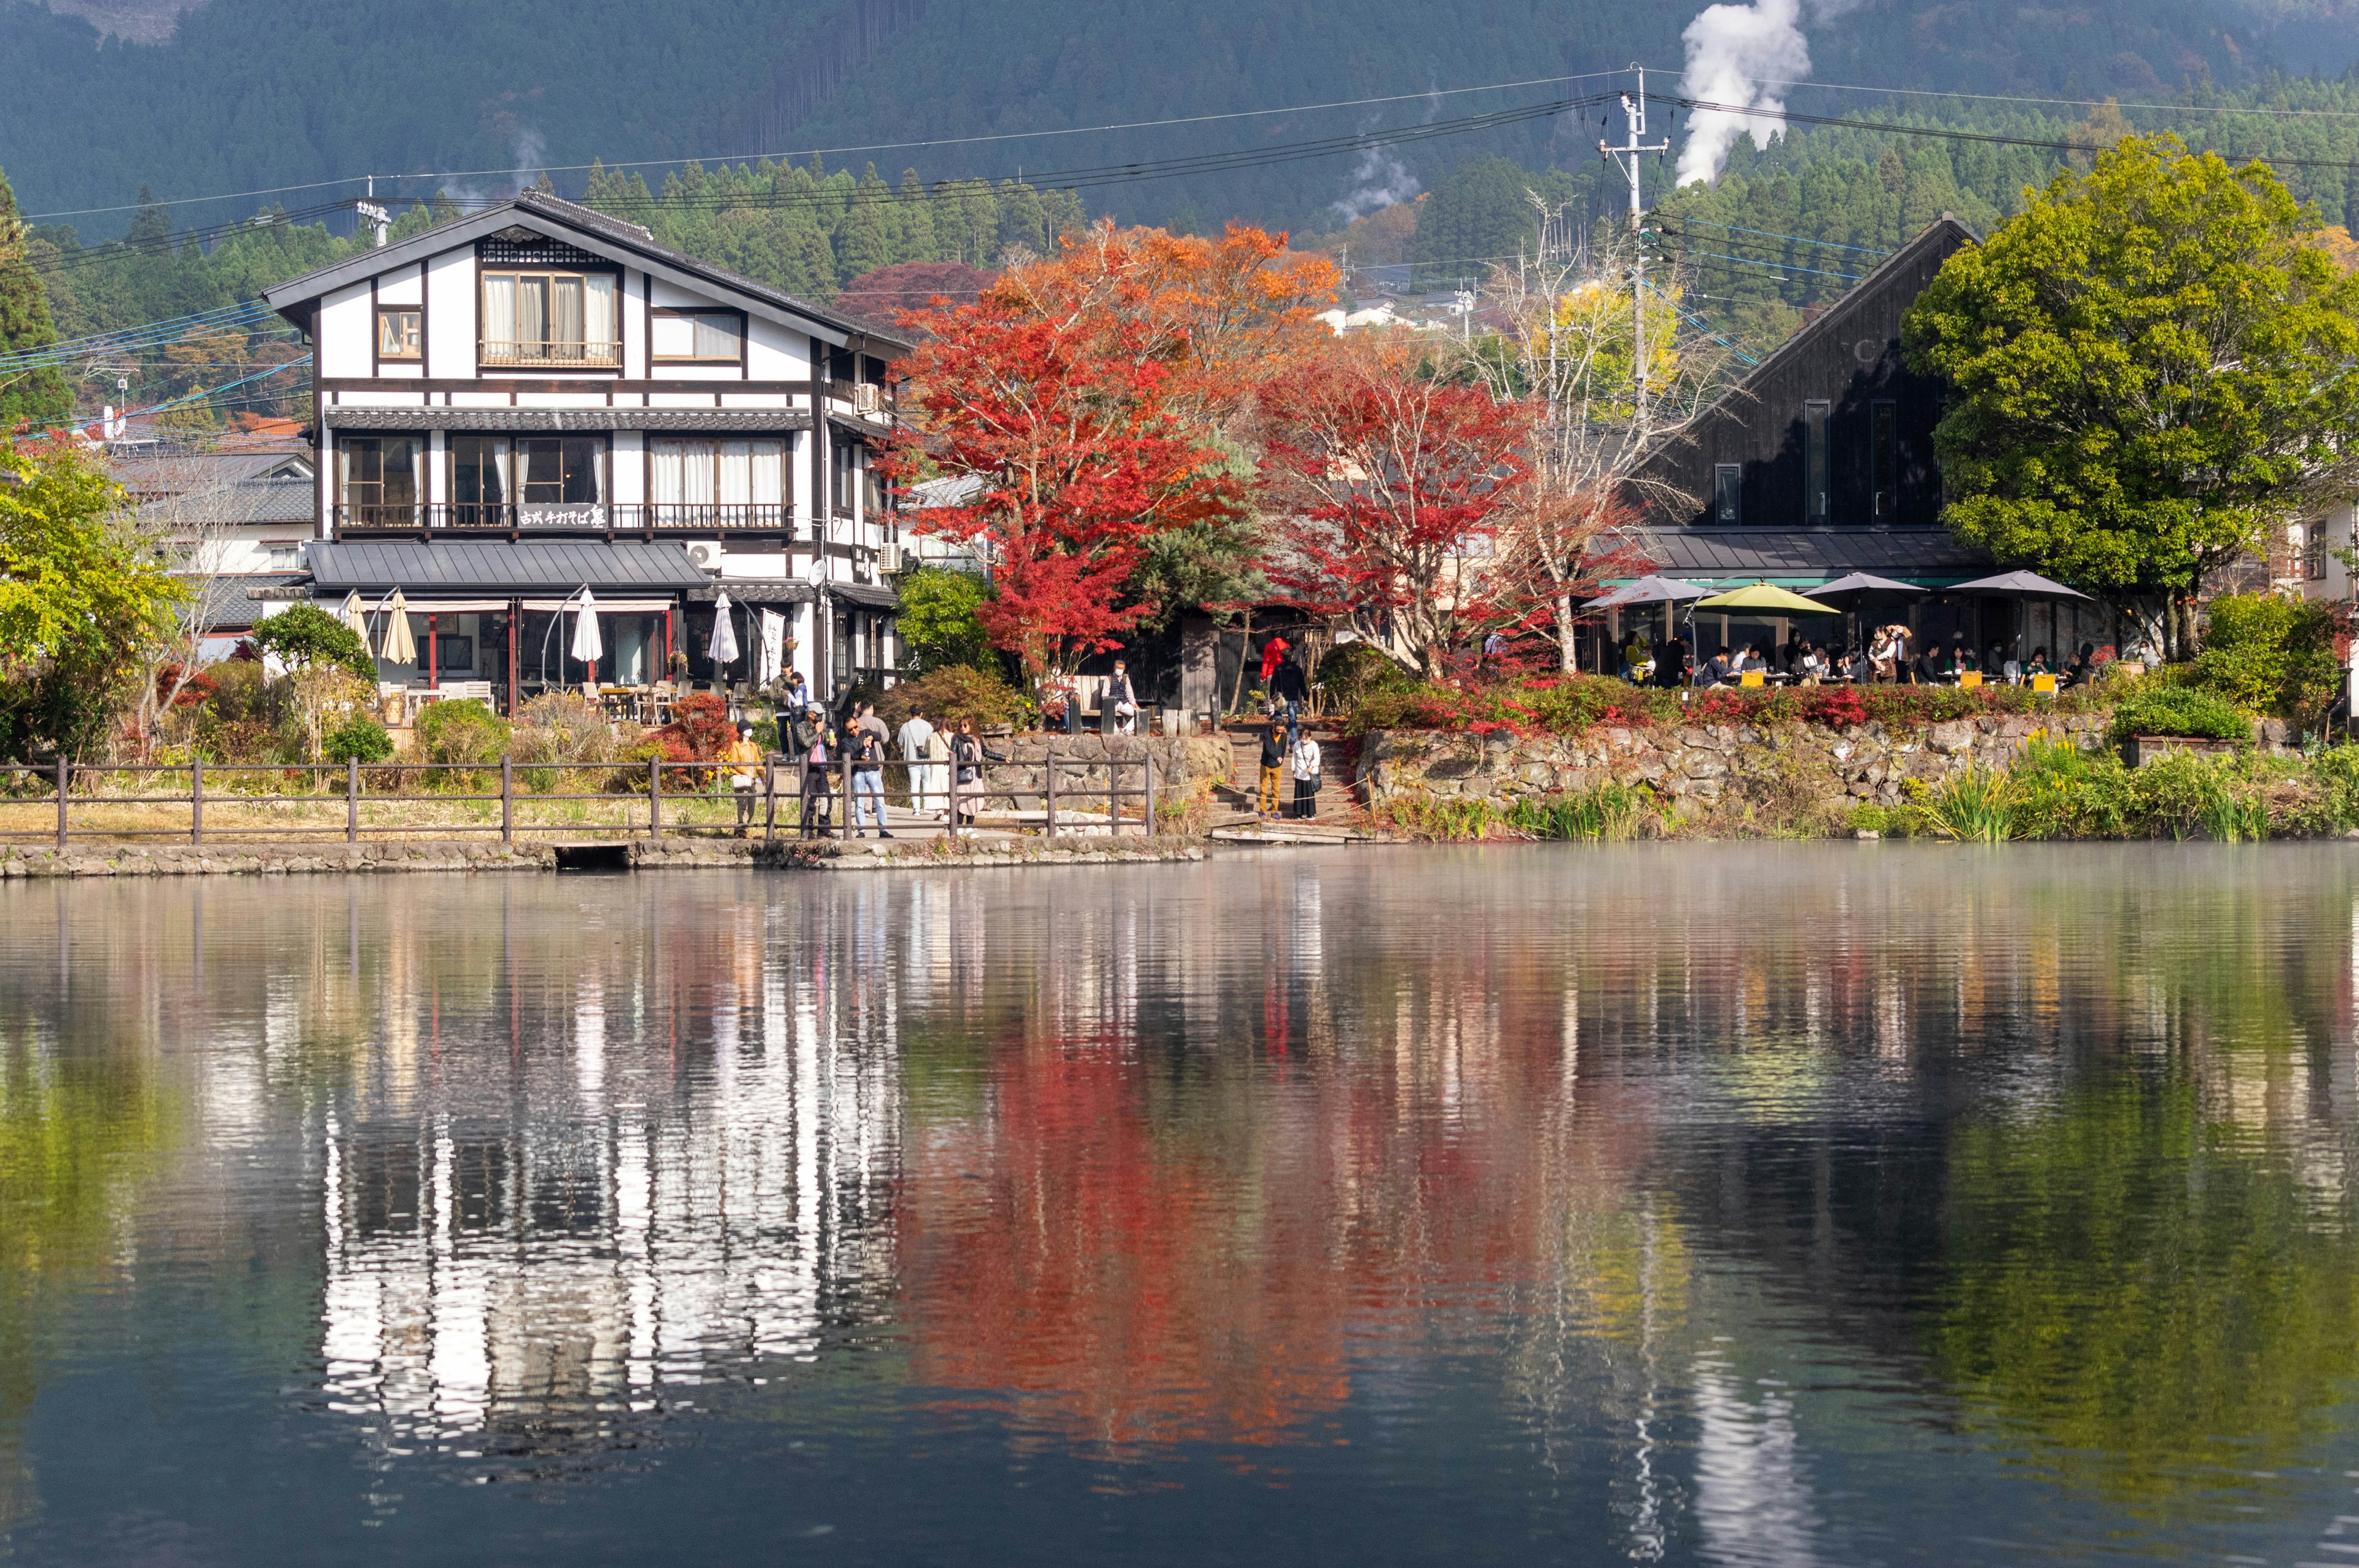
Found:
[356,175,390,249]
[1599,68,1670,420]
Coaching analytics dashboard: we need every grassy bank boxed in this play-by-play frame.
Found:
[1377,737,2359,844]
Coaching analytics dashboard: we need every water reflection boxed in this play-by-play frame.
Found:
[0,848,2355,1563]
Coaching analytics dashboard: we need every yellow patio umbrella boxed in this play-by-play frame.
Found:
[377,588,417,665]
[1692,581,1839,617]
[337,591,367,639]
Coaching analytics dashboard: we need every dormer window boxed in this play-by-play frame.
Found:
[480,270,619,367]
[651,310,743,364]
[376,307,421,361]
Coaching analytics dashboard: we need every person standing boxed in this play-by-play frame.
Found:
[1652,638,1689,689]
[722,722,765,837]
[1258,712,1287,821]
[796,711,834,839]
[851,721,891,838]
[950,716,998,827]
[1289,728,1322,821]
[1271,650,1309,725]
[780,669,810,724]
[897,703,938,816]
[1105,658,1139,735]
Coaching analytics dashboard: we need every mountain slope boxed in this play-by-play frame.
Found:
[3,0,2353,235]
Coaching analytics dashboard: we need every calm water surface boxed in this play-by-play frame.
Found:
[4,846,2359,1565]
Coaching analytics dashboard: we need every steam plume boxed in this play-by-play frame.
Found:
[1673,0,1813,187]
[1332,144,1420,222]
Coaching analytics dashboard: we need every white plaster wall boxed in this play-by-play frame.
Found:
[425,249,476,380]
[376,265,423,306]
[746,316,810,381]
[317,283,374,378]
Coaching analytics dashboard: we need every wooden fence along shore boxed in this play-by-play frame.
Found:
[0,753,1163,849]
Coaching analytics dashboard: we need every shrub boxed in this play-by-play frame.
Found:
[414,698,510,770]
[654,690,734,761]
[249,603,376,681]
[1377,795,1501,840]
[2006,733,2133,840]
[894,566,997,673]
[1316,642,1414,714]
[2106,685,2250,746]
[511,693,613,792]
[2191,592,2343,725]
[323,715,394,765]
[876,664,1024,731]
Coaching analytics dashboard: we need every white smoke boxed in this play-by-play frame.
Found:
[510,129,548,193]
[1331,144,1420,222]
[1673,0,1852,187]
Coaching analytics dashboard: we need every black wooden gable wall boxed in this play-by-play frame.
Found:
[1647,217,1976,531]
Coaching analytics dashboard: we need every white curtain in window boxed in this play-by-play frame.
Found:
[681,441,715,505]
[550,277,584,350]
[694,314,738,359]
[482,276,515,355]
[651,439,684,505]
[748,439,784,505]
[491,440,511,504]
[718,440,752,507]
[652,316,693,359]
[585,275,616,351]
[517,277,547,353]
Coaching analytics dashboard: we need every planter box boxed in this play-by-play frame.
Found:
[2127,734,2240,768]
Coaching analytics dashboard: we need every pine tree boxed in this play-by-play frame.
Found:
[0,164,72,428]
[996,180,1046,259]
[777,166,838,300]
[896,169,939,263]
[838,165,894,283]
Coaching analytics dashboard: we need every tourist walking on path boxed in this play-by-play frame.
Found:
[1258,716,1287,820]
[1105,658,1139,735]
[898,704,939,816]
[851,723,891,837]
[722,722,765,837]
[949,716,1000,827]
[1289,729,1322,821]
[1271,650,1308,724]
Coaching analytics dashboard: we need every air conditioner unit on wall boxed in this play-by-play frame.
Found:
[853,383,881,416]
[877,542,902,574]
[688,544,714,568]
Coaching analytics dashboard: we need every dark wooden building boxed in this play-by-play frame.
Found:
[1644,216,1976,536]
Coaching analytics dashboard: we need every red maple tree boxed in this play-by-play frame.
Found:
[882,274,1242,677]
[1252,343,1538,677]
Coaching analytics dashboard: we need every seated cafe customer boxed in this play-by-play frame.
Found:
[1694,646,1734,686]
[1652,638,1690,688]
[1911,641,1949,685]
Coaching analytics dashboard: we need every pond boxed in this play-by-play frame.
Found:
[2,846,2357,1564]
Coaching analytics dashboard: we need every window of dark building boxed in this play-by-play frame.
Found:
[1871,400,1898,520]
[1803,402,1831,524]
[518,436,606,505]
[1715,465,1742,525]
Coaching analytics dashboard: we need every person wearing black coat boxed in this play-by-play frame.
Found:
[1651,638,1690,689]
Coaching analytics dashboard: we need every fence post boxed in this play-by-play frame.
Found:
[55,757,68,849]
[1107,757,1116,837]
[1044,752,1058,841]
[762,758,778,843]
[190,755,204,846]
[649,755,662,839]
[500,755,514,844]
[347,757,359,843]
[947,760,960,842]
[839,752,852,842]
[1144,754,1156,840]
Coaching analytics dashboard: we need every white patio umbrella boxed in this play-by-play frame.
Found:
[569,588,603,692]
[708,590,740,667]
[337,591,367,639]
[378,588,417,666]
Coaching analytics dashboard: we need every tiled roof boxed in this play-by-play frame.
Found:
[1610,528,1992,587]
[326,408,814,432]
[179,572,308,630]
[305,540,711,595]
[138,477,315,527]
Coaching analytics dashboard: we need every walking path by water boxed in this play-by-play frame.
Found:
[3,844,2358,1564]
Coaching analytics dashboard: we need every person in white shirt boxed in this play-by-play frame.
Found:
[1288,731,1322,821]
[896,704,940,816]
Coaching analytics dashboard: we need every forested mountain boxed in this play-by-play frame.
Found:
[2,0,2355,235]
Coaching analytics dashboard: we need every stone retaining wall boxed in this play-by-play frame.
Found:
[1361,713,2113,819]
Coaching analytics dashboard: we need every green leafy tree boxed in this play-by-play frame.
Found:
[248,601,374,681]
[893,566,997,672]
[2190,591,2344,725]
[0,440,182,759]
[1905,136,2359,655]
[839,166,894,283]
[0,167,70,429]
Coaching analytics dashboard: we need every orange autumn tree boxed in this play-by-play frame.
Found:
[886,221,1342,675]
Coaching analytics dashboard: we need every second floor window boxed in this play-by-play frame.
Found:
[650,438,786,509]
[481,270,618,367]
[832,442,863,512]
[1714,464,1742,525]
[1803,402,1831,524]
[338,435,421,518]
[652,311,743,364]
[377,308,421,361]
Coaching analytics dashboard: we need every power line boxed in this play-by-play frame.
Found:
[1664,218,1891,257]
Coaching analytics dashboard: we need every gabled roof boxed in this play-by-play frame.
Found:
[1703,215,1978,408]
[262,189,910,356]
[306,540,713,595]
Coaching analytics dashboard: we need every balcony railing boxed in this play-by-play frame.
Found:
[478,339,623,369]
[333,503,801,537]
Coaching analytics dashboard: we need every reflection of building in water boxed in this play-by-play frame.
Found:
[316,943,902,1458]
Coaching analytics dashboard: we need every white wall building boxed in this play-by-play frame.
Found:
[262,190,912,708]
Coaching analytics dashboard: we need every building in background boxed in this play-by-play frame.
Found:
[259,189,911,711]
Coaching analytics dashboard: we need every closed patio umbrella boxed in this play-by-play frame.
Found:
[378,588,417,666]
[707,590,739,667]
[337,591,367,639]
[570,588,603,691]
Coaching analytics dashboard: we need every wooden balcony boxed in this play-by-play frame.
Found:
[333,503,802,540]
[477,338,624,369]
